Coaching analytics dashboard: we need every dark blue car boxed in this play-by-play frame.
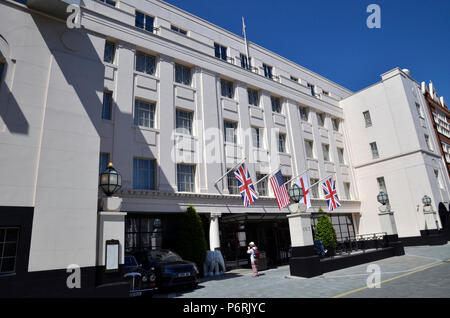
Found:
[131,249,199,290]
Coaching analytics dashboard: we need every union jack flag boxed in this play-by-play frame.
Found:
[321,177,341,212]
[234,163,258,207]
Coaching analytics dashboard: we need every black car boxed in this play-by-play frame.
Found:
[123,254,157,296]
[131,249,199,290]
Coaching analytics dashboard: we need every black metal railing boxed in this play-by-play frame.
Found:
[333,232,388,257]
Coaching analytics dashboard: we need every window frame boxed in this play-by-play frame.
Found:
[256,173,268,196]
[102,90,113,120]
[177,164,196,193]
[134,99,156,129]
[363,110,372,127]
[220,79,234,99]
[271,96,282,114]
[174,63,192,86]
[370,142,379,159]
[263,64,273,79]
[176,108,194,135]
[224,120,237,144]
[0,227,20,275]
[299,106,309,122]
[214,43,228,61]
[135,11,155,33]
[135,51,156,76]
[103,40,116,64]
[170,25,187,35]
[247,88,259,107]
[305,140,315,159]
[278,133,287,153]
[133,157,156,190]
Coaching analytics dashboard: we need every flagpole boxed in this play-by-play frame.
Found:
[242,17,251,68]
[253,166,280,186]
[308,173,337,189]
[213,156,247,187]
[281,168,310,187]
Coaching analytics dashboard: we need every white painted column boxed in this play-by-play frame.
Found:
[378,206,398,235]
[423,206,438,230]
[287,204,314,247]
[209,213,221,251]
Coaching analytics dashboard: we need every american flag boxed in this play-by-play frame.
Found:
[269,170,290,210]
[234,163,258,207]
[321,177,341,212]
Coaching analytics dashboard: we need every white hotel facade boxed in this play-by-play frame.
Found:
[0,0,448,296]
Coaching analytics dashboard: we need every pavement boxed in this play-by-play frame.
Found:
[153,243,450,298]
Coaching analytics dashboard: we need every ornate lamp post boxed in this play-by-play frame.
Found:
[288,184,305,214]
[99,162,122,197]
[98,162,123,212]
[422,195,439,230]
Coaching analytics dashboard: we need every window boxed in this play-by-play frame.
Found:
[363,111,372,127]
[0,227,19,274]
[103,41,115,64]
[135,52,156,75]
[252,127,262,149]
[322,144,330,162]
[220,79,234,99]
[271,96,282,113]
[240,54,251,70]
[214,43,227,61]
[278,133,287,153]
[305,140,315,159]
[337,147,345,164]
[99,153,110,174]
[176,109,193,135]
[290,76,298,82]
[376,177,389,203]
[283,175,292,191]
[435,170,443,189]
[323,90,329,96]
[263,64,273,79]
[299,106,309,122]
[227,172,239,195]
[171,25,187,35]
[177,164,195,192]
[344,182,351,200]
[125,215,162,252]
[135,11,154,32]
[307,83,315,96]
[370,142,379,159]
[134,100,155,128]
[175,63,191,86]
[425,134,433,151]
[415,103,424,118]
[102,91,113,120]
[256,173,268,196]
[317,113,325,127]
[332,118,340,131]
[312,214,355,242]
[99,0,116,6]
[247,88,259,106]
[133,158,156,190]
[310,178,319,198]
[224,121,237,144]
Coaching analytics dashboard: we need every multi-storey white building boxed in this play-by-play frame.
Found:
[0,0,448,296]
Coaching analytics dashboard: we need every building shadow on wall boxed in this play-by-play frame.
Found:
[30,11,174,193]
[0,83,29,135]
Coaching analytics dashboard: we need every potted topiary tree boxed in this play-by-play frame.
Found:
[176,205,208,276]
[314,211,338,257]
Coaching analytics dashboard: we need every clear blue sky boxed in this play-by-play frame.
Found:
[164,0,450,103]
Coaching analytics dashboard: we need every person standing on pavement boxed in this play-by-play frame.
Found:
[247,242,259,277]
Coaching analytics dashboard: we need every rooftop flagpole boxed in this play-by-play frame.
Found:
[242,16,251,68]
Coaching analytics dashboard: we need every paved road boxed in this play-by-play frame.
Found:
[153,244,450,298]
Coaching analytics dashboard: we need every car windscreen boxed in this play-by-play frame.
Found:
[147,250,183,262]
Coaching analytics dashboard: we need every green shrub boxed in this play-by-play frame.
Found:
[176,205,208,269]
[314,213,337,250]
